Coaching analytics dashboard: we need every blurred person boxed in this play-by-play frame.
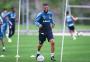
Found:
[6,7,16,42]
[66,11,78,40]
[34,3,56,61]
[0,13,5,51]
[1,8,8,38]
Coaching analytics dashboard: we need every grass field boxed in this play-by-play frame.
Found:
[0,34,90,62]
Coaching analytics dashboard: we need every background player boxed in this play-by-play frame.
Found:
[1,8,8,38]
[35,3,56,61]
[7,7,16,42]
[0,14,5,51]
[66,11,78,40]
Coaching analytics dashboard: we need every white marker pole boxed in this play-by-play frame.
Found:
[26,0,29,31]
[16,0,21,62]
[60,0,68,62]
[22,0,25,28]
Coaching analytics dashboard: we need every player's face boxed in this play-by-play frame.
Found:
[43,5,48,12]
[12,8,16,12]
[3,10,7,13]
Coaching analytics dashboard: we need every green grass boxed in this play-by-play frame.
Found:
[0,34,90,62]
[63,36,90,62]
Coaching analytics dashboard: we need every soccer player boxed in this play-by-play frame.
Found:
[66,11,78,40]
[35,3,56,61]
[1,8,8,38]
[7,7,16,42]
[0,14,5,51]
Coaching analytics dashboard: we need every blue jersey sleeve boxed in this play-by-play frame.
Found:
[34,12,42,27]
[50,12,55,24]
[7,12,16,19]
[0,16,3,24]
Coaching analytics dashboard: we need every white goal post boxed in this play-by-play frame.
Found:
[67,0,90,20]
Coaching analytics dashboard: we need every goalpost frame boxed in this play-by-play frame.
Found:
[68,0,90,20]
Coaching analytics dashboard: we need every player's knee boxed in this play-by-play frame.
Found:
[39,41,44,46]
[50,39,55,46]
[12,32,15,35]
[39,44,43,47]
[52,42,55,46]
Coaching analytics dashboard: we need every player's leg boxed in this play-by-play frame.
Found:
[12,22,15,36]
[36,32,46,58]
[4,23,8,36]
[6,23,9,38]
[49,39,56,61]
[47,32,56,61]
[0,38,5,51]
[8,29,11,38]
[0,26,5,51]
[36,43,43,58]
[69,26,76,40]
[74,29,79,36]
[72,26,79,39]
[8,23,13,42]
[2,24,6,36]
[8,22,15,42]
[69,30,74,36]
[9,24,12,38]
[9,22,15,37]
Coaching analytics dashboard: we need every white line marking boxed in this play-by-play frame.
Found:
[53,32,90,36]
[30,55,35,58]
[16,31,90,36]
[15,55,20,58]
[0,55,5,57]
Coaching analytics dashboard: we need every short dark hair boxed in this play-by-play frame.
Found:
[11,6,15,10]
[3,8,7,11]
[43,3,48,6]
[66,11,69,15]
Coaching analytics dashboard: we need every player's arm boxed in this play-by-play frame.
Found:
[6,12,11,24]
[0,17,3,27]
[0,16,3,25]
[15,13,18,23]
[50,12,55,28]
[34,13,42,28]
[72,16,78,21]
[6,12,13,25]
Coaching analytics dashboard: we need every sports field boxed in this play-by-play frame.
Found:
[0,31,90,62]
[0,0,90,62]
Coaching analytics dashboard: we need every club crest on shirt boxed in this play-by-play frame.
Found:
[42,15,46,20]
[42,15,51,22]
